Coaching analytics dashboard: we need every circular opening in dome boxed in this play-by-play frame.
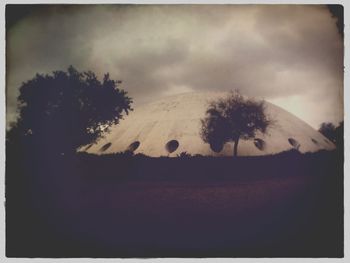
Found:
[311,138,318,144]
[85,144,93,150]
[210,142,223,153]
[100,142,112,152]
[254,138,266,151]
[165,140,179,153]
[127,141,140,152]
[288,138,300,149]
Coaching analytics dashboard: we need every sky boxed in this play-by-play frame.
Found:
[6,4,343,129]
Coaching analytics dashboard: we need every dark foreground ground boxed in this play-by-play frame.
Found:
[6,149,343,258]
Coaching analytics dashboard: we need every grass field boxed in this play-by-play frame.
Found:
[6,149,343,257]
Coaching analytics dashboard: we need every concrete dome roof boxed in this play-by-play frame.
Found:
[82,91,335,157]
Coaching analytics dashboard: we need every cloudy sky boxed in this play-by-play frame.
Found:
[6,4,343,129]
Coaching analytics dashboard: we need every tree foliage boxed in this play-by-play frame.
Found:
[7,66,133,154]
[319,122,336,142]
[319,121,343,149]
[200,91,272,156]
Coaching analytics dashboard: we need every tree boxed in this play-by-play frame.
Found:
[200,91,272,157]
[7,66,133,154]
[319,121,343,149]
[319,122,336,143]
[334,121,344,149]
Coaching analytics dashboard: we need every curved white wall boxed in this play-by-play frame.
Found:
[82,92,335,157]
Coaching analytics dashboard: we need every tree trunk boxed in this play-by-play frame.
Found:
[233,137,239,157]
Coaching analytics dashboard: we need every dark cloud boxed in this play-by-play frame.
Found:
[6,4,343,128]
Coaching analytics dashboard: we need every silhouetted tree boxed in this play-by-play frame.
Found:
[7,66,133,154]
[200,91,272,157]
[319,121,343,150]
[327,5,344,38]
[334,121,344,148]
[319,122,336,143]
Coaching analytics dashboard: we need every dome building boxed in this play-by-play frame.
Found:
[81,92,335,157]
